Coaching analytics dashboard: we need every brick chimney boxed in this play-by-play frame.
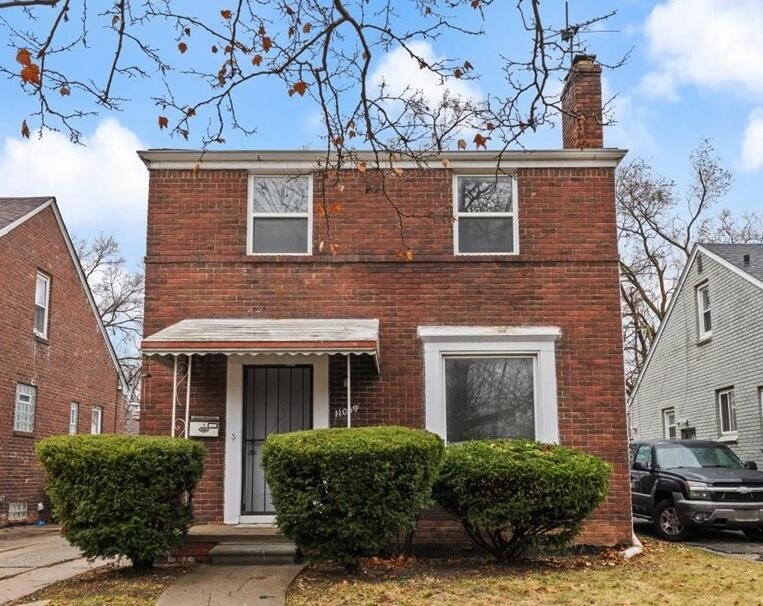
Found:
[561,54,603,149]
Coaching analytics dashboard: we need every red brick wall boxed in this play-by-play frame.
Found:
[562,56,604,149]
[0,207,121,526]
[141,166,632,545]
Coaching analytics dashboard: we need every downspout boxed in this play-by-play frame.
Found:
[622,531,643,560]
[346,354,352,428]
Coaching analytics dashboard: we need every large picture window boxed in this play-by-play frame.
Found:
[445,356,534,442]
[419,326,560,444]
[249,176,311,254]
[454,175,517,254]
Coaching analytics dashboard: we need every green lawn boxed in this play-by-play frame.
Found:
[288,539,763,606]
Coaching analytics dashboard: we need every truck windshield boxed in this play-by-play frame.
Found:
[656,443,743,469]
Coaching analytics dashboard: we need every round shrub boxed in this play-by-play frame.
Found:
[434,439,611,561]
[37,435,205,569]
[262,426,444,570]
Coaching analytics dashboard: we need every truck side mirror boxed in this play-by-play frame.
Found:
[744,461,758,471]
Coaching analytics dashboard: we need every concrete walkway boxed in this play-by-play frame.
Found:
[157,564,305,606]
[0,525,106,605]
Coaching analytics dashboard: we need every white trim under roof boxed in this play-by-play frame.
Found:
[628,243,763,405]
[142,318,381,368]
[0,197,128,392]
[137,148,627,171]
[0,198,53,238]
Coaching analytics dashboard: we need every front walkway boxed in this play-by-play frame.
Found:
[0,525,107,604]
[157,563,305,606]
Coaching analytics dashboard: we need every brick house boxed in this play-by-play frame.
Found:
[140,55,633,546]
[0,197,126,526]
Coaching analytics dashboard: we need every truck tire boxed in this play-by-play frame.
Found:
[653,499,695,541]
[743,528,763,541]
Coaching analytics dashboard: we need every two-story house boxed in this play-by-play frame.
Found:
[139,55,633,547]
[629,243,763,466]
[0,197,126,526]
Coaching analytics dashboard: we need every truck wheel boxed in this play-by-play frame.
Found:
[743,528,763,541]
[653,499,695,541]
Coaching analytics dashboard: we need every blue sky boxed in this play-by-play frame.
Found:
[0,0,761,267]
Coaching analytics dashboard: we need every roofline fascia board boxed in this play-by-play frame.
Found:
[137,148,628,170]
[698,244,763,292]
[48,200,129,392]
[0,199,54,238]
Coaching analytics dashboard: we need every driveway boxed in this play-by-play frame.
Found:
[0,525,106,604]
[634,519,763,561]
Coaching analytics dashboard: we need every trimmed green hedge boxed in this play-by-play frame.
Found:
[37,435,205,568]
[262,426,444,570]
[434,439,611,561]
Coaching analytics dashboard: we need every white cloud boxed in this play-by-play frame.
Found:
[0,119,147,262]
[740,108,763,171]
[642,0,763,99]
[371,41,481,105]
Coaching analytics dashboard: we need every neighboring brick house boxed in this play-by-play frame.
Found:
[629,244,763,466]
[0,197,126,526]
[139,55,633,546]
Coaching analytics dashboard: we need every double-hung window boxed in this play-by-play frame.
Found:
[14,383,36,433]
[91,406,103,435]
[34,272,50,338]
[249,176,311,254]
[696,282,711,341]
[454,175,517,254]
[69,402,79,435]
[662,407,677,439]
[717,388,737,439]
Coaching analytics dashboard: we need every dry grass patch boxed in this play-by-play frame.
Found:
[288,540,763,606]
[10,565,190,606]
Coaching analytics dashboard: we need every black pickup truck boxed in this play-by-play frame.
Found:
[630,439,763,541]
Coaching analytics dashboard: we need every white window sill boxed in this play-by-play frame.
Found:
[697,334,712,345]
[717,433,738,443]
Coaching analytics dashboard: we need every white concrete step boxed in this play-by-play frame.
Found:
[208,541,298,565]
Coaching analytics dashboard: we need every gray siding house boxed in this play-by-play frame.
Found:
[629,243,763,466]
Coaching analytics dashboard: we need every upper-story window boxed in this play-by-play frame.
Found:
[248,176,311,255]
[696,282,711,341]
[34,271,50,339]
[454,175,517,255]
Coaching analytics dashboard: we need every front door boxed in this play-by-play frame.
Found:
[241,365,313,515]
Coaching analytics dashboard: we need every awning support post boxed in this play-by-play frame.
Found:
[171,355,178,437]
[346,354,352,428]
[184,354,192,439]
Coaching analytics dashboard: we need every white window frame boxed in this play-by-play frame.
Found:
[13,383,36,433]
[247,174,313,256]
[696,282,712,341]
[34,271,51,339]
[418,326,560,443]
[91,406,103,435]
[69,402,79,435]
[662,407,677,440]
[717,388,737,441]
[453,174,519,256]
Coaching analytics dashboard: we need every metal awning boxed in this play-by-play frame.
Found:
[142,318,380,366]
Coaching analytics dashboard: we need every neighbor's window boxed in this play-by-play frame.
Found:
[249,176,311,254]
[662,407,677,439]
[717,388,737,438]
[455,175,516,254]
[13,383,36,433]
[69,402,79,435]
[696,282,711,340]
[34,272,50,338]
[91,406,103,435]
[444,356,534,442]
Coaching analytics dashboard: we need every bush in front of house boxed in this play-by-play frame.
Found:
[262,426,444,571]
[433,439,611,562]
[37,435,205,569]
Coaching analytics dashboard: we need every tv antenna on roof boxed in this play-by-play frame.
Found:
[559,2,619,65]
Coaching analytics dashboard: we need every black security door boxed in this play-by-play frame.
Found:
[242,365,312,515]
